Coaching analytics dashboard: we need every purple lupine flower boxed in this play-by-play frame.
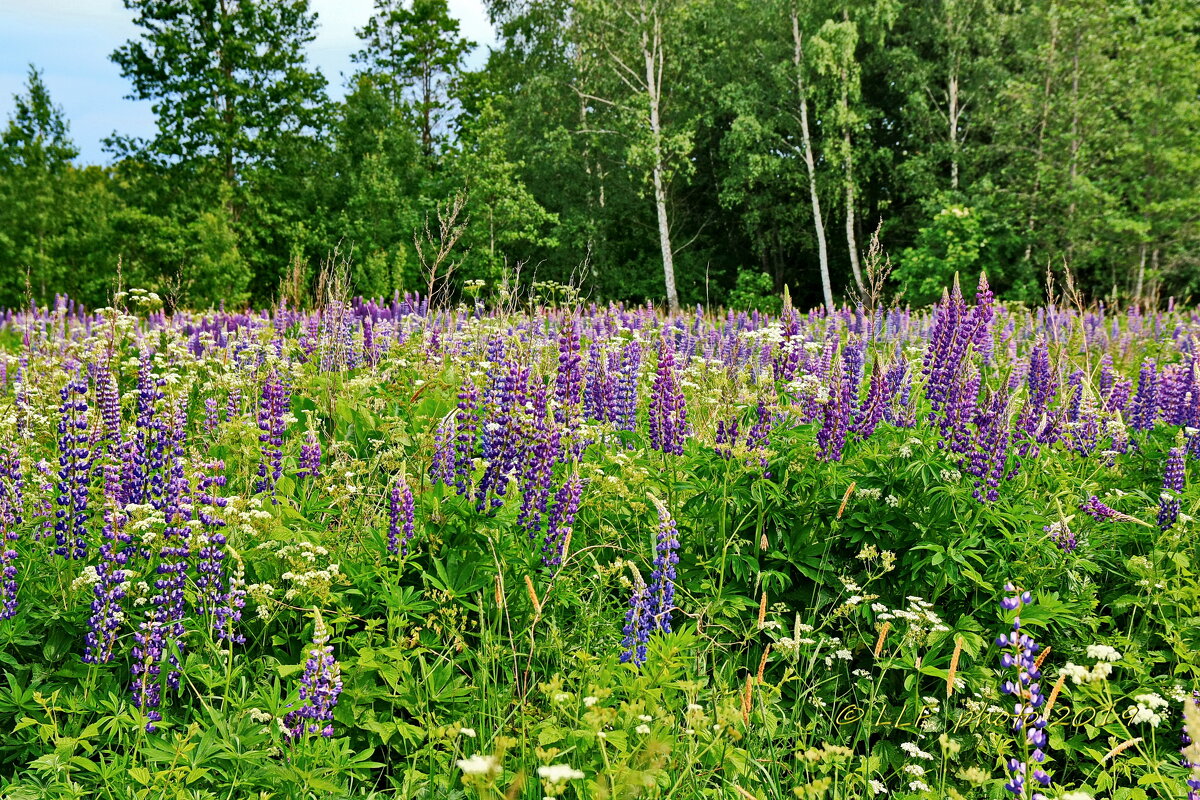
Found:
[283,610,343,739]
[1130,359,1159,433]
[964,391,1011,503]
[648,342,686,456]
[1081,495,1120,522]
[225,388,241,422]
[555,317,583,425]
[619,572,651,666]
[744,400,774,477]
[541,475,582,568]
[95,360,122,448]
[130,615,166,730]
[1044,520,1077,553]
[714,417,738,459]
[996,583,1051,798]
[647,500,680,634]
[158,403,193,690]
[772,304,803,383]
[477,359,528,512]
[518,380,559,539]
[585,342,618,425]
[851,360,886,441]
[297,429,321,479]
[1158,446,1186,530]
[613,338,642,433]
[0,446,23,620]
[452,379,480,496]
[203,397,220,432]
[816,370,850,462]
[84,462,131,663]
[196,460,242,644]
[55,374,91,560]
[388,476,415,556]
[255,370,290,496]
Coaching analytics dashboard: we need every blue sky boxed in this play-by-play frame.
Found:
[0,0,497,165]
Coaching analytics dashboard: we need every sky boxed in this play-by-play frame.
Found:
[0,0,498,165]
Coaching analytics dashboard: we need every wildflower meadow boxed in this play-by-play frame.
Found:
[0,279,1199,800]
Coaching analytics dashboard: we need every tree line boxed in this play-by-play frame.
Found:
[1,0,1197,312]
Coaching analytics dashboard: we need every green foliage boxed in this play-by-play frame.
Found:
[2,0,1200,309]
[895,206,986,306]
[726,270,781,315]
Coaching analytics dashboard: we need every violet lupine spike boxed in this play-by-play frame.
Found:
[255,369,290,496]
[554,317,583,425]
[84,462,131,663]
[0,446,23,620]
[744,400,774,477]
[477,360,527,513]
[613,338,642,434]
[851,360,886,441]
[816,369,849,462]
[1081,495,1120,522]
[95,360,122,448]
[1044,520,1077,553]
[1157,446,1186,531]
[130,614,166,731]
[283,610,343,740]
[1130,359,1159,433]
[619,571,651,667]
[518,381,558,539]
[647,500,680,634]
[388,476,415,556]
[54,374,91,561]
[996,583,1052,799]
[648,341,687,456]
[158,410,193,691]
[196,461,242,644]
[297,429,321,479]
[541,475,582,568]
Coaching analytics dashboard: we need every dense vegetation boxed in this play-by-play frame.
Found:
[1,0,1198,312]
[0,282,1199,799]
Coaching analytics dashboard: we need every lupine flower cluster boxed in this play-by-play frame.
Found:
[283,610,343,739]
[388,475,415,556]
[649,342,687,456]
[2,286,1200,782]
[1158,446,1186,530]
[997,583,1052,799]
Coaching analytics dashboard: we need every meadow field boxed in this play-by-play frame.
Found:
[0,280,1198,800]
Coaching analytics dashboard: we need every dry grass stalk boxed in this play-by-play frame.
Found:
[757,645,770,683]
[837,482,857,519]
[757,590,768,627]
[1034,645,1051,669]
[1044,672,1067,719]
[524,575,541,617]
[873,622,892,657]
[741,675,753,726]
[946,637,963,698]
[1101,737,1142,762]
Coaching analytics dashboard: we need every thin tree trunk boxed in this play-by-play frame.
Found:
[840,9,863,293]
[948,64,960,191]
[1067,31,1081,218]
[842,117,863,293]
[792,7,833,313]
[643,14,679,313]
